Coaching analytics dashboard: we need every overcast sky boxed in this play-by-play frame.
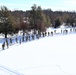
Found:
[0,0,76,11]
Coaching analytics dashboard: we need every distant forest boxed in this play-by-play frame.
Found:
[0,5,76,38]
[12,8,76,27]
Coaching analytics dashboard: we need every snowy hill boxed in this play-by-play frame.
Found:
[0,28,76,74]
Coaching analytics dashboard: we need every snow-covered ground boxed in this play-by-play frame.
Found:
[0,27,76,75]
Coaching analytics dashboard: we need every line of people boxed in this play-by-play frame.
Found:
[2,31,54,50]
[2,28,76,50]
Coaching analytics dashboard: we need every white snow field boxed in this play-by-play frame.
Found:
[0,28,76,75]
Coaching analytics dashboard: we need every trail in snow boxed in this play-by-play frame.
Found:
[0,65,24,75]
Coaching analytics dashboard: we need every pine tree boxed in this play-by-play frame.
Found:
[0,6,17,38]
[29,4,48,32]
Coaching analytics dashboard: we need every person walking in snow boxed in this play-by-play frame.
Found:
[45,32,47,36]
[2,42,5,50]
[10,38,12,45]
[51,32,53,36]
[29,35,30,41]
[48,32,50,36]
[32,35,34,40]
[22,35,24,42]
[6,39,9,48]
[42,32,44,37]
[26,35,28,42]
[16,37,18,43]
[20,39,21,44]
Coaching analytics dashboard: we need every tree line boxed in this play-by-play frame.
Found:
[0,4,76,38]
